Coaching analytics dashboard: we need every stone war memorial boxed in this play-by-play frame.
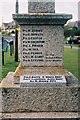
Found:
[0,0,80,119]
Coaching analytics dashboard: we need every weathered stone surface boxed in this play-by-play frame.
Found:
[1,112,79,119]
[28,0,55,13]
[0,73,80,113]
[0,72,20,88]
[1,86,79,113]
[20,25,64,67]
[13,14,72,25]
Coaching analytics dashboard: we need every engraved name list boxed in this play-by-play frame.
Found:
[22,27,63,66]
[22,28,45,62]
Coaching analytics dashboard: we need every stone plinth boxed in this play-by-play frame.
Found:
[1,86,79,112]
[0,73,79,113]
[0,73,79,119]
[13,14,72,85]
[28,0,55,13]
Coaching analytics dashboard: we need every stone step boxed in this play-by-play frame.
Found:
[0,118,79,120]
[0,112,79,120]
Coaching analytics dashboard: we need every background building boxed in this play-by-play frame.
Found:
[2,21,15,33]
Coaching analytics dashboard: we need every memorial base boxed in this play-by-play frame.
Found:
[0,72,79,114]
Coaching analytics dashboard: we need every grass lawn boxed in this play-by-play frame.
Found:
[64,48,80,80]
[64,43,79,47]
[1,47,80,81]
[2,48,19,80]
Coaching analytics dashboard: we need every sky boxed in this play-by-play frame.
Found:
[0,0,80,26]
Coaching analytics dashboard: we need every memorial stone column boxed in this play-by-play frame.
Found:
[13,0,72,86]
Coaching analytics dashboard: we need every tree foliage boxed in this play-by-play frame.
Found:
[0,27,1,32]
[64,23,80,37]
[64,26,80,37]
